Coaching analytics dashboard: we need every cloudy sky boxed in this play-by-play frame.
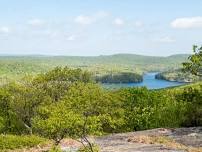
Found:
[0,0,202,56]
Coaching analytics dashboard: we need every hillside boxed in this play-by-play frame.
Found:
[0,67,201,151]
[0,53,189,66]
[0,54,189,80]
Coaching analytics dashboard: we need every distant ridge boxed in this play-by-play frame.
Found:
[0,53,189,67]
[0,54,189,66]
[0,53,190,79]
[0,53,190,58]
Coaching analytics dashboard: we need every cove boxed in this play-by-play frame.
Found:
[102,72,186,90]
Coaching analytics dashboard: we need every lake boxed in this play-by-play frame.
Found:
[102,72,186,90]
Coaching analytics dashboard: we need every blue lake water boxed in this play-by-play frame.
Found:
[102,72,186,90]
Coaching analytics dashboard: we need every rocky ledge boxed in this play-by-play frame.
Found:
[10,127,202,152]
[95,127,202,152]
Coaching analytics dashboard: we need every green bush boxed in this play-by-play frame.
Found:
[0,134,47,150]
[119,87,188,131]
[176,85,202,126]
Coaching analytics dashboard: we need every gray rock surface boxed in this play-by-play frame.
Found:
[95,127,202,152]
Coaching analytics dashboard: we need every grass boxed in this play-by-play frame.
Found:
[0,134,48,151]
[128,135,183,146]
[128,135,202,152]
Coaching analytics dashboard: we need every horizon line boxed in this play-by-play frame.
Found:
[0,53,190,58]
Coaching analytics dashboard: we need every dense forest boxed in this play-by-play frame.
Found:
[155,69,202,82]
[0,54,189,81]
[95,72,143,83]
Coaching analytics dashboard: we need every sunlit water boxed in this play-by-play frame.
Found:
[102,72,186,90]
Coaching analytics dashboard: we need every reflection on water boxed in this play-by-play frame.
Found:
[102,72,185,90]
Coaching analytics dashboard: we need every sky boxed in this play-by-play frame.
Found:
[0,0,202,56]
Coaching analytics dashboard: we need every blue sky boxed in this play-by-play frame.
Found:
[0,0,202,56]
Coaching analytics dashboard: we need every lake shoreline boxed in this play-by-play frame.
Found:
[102,72,186,90]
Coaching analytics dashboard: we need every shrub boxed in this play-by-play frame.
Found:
[119,87,188,131]
[176,85,202,126]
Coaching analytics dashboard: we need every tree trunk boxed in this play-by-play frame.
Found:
[24,123,32,135]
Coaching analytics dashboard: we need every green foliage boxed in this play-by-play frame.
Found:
[0,85,25,133]
[62,82,124,133]
[155,69,201,82]
[34,66,92,83]
[95,72,143,83]
[0,81,50,134]
[33,82,124,144]
[0,54,189,82]
[181,45,202,126]
[176,85,202,126]
[0,66,201,151]
[0,134,46,150]
[33,67,92,102]
[119,87,188,131]
[33,103,83,144]
[0,67,92,134]
[183,45,202,76]
[78,144,100,152]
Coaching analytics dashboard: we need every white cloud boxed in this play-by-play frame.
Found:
[0,26,10,34]
[155,36,175,43]
[28,19,45,27]
[114,18,125,26]
[74,15,93,25]
[171,16,202,29]
[74,11,109,25]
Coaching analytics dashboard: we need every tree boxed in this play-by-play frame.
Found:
[33,102,84,145]
[176,86,202,126]
[183,45,202,76]
[181,45,202,126]
[62,82,124,133]
[0,75,53,134]
[33,67,92,102]
[119,87,187,131]
[0,87,14,133]
[119,87,154,131]
[33,82,123,151]
[4,80,51,134]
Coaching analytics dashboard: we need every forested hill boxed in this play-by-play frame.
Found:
[0,53,189,64]
[93,54,189,65]
[0,54,189,79]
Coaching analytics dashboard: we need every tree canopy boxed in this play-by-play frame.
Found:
[0,66,201,151]
[183,45,202,76]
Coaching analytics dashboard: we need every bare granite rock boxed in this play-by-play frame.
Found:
[95,127,202,152]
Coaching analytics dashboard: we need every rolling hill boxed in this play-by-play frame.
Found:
[0,53,189,80]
